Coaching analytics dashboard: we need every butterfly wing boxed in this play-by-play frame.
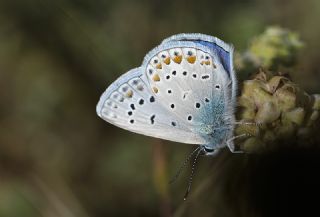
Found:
[161,33,237,106]
[96,67,206,144]
[97,36,236,148]
[142,40,235,148]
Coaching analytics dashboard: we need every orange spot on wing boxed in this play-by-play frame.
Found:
[205,61,211,65]
[163,57,171,65]
[153,74,160,82]
[156,63,162,69]
[173,56,182,64]
[126,90,133,98]
[152,87,159,93]
[187,56,196,64]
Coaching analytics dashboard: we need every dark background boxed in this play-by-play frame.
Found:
[0,0,320,216]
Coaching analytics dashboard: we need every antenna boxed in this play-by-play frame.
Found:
[169,146,200,184]
[183,147,202,200]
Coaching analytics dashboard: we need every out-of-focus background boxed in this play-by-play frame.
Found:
[0,0,319,216]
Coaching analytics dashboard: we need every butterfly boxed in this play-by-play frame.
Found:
[96,33,244,199]
[96,33,240,155]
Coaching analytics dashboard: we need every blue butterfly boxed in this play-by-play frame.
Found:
[96,33,239,154]
[96,33,243,199]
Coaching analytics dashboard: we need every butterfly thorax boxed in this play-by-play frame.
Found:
[196,120,232,150]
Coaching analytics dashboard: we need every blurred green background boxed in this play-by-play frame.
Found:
[0,0,320,216]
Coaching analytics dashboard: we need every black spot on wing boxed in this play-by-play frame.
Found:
[149,96,155,103]
[150,115,155,124]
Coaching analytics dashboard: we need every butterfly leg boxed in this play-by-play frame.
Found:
[227,133,252,153]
